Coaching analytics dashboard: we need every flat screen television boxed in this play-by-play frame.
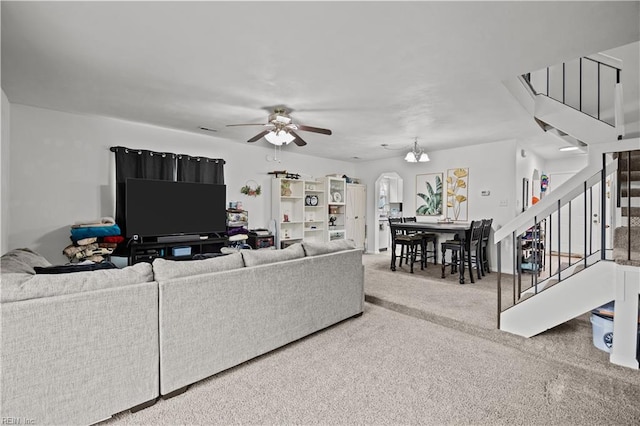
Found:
[125,178,227,238]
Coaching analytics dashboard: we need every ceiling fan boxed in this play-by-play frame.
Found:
[226,108,332,146]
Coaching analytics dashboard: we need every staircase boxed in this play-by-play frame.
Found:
[615,150,640,266]
[496,52,640,369]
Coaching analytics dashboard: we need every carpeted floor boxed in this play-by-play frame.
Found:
[105,253,640,425]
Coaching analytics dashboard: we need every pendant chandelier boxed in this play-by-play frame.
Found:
[404,138,430,162]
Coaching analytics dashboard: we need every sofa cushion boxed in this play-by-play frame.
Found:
[241,243,305,267]
[302,239,357,257]
[152,252,244,282]
[1,248,52,274]
[1,262,153,303]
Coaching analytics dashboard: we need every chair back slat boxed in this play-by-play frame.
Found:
[469,220,483,245]
[389,218,404,236]
[481,218,493,241]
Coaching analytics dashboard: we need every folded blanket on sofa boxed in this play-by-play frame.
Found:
[70,224,121,242]
[71,217,116,228]
[34,261,118,274]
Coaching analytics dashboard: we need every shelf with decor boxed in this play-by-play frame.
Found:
[325,176,346,242]
[272,178,305,248]
[519,220,546,275]
[303,180,327,243]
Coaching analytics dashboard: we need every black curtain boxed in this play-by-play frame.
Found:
[112,147,176,237]
[177,155,225,184]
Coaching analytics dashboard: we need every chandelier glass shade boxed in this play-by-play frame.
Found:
[405,139,430,162]
[264,130,296,146]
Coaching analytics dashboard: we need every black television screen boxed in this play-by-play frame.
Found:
[125,178,227,238]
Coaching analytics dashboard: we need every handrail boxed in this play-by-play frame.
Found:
[523,55,622,128]
[496,148,639,328]
[494,159,616,243]
[495,139,639,244]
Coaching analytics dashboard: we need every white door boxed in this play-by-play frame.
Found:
[346,184,366,249]
[547,172,601,257]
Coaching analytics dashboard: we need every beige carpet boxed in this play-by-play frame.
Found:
[105,253,640,425]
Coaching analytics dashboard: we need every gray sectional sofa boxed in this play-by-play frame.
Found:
[0,241,364,425]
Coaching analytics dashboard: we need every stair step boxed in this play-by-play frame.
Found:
[617,150,640,170]
[619,171,640,182]
[620,196,640,207]
[618,161,640,171]
[613,226,640,265]
[621,207,640,217]
[614,226,640,250]
[620,188,640,197]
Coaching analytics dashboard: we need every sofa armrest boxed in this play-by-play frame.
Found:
[1,282,159,425]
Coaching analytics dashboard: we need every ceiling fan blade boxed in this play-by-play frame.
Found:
[289,130,307,146]
[226,123,266,127]
[297,125,332,135]
[247,130,270,143]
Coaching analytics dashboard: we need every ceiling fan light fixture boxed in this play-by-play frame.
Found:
[264,130,296,146]
[405,138,430,162]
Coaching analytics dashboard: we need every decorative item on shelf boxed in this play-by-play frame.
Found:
[305,195,318,206]
[283,213,290,222]
[228,201,243,211]
[329,205,340,214]
[329,216,337,227]
[446,168,469,221]
[332,192,342,203]
[240,180,261,197]
[281,180,292,196]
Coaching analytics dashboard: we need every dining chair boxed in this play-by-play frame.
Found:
[440,220,483,283]
[479,218,493,275]
[389,218,423,273]
[402,217,438,267]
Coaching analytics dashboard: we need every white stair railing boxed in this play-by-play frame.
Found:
[495,154,617,327]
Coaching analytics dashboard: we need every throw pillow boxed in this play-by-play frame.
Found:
[302,239,357,257]
[241,242,305,267]
[1,248,52,274]
[152,252,244,282]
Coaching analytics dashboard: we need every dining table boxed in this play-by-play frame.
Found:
[388,221,472,283]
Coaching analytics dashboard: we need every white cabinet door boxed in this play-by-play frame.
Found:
[346,184,366,249]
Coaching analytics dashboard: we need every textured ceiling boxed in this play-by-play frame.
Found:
[2,1,639,161]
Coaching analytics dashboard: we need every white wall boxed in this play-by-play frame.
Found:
[7,104,355,263]
[1,91,10,254]
[354,139,518,272]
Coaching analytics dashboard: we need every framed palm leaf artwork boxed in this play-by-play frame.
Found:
[416,173,443,216]
[446,168,469,221]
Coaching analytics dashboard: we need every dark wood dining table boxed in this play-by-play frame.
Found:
[388,221,472,283]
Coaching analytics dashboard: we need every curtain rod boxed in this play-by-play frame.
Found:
[109,146,225,163]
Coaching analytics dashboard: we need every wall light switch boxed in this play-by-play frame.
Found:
[481,190,490,196]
